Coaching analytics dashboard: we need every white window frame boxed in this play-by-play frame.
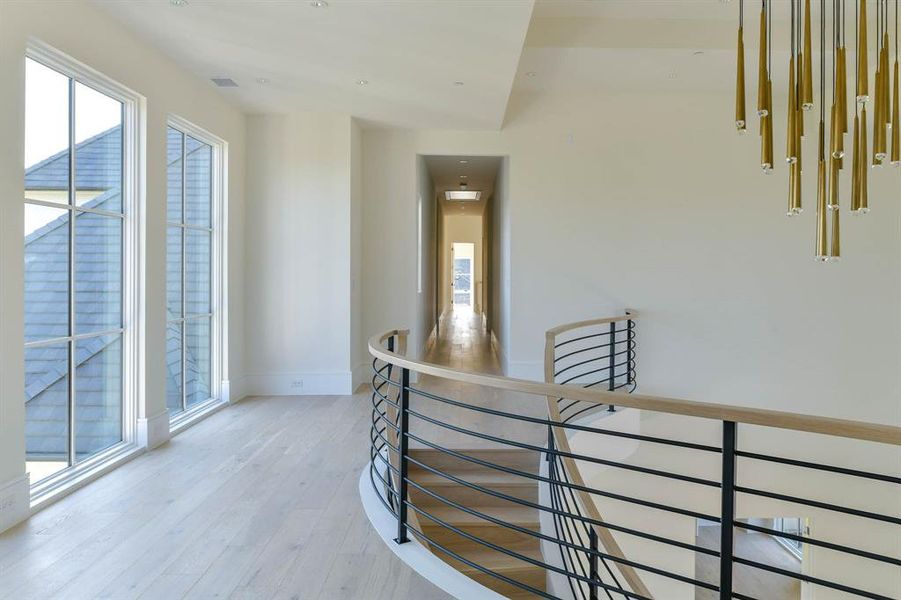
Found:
[166,114,228,432]
[25,40,145,506]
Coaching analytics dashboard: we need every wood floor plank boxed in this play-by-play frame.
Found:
[0,394,450,600]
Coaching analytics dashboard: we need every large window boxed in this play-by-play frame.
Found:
[166,123,218,419]
[23,54,135,485]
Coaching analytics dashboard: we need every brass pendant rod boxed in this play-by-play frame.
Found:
[803,0,815,109]
[858,0,869,102]
[892,0,900,165]
[736,0,747,132]
[757,1,769,118]
[817,0,829,260]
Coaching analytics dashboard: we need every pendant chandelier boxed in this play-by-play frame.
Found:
[735,0,900,261]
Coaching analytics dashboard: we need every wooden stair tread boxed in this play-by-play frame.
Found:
[408,467,536,487]
[442,543,544,574]
[415,503,539,527]
[409,448,539,474]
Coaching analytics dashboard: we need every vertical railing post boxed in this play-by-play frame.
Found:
[588,526,599,600]
[394,366,411,545]
[719,421,737,599]
[626,318,635,387]
[546,424,554,463]
[607,322,616,411]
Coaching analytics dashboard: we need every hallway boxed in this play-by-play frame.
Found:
[422,305,501,374]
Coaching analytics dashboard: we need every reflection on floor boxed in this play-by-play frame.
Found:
[422,305,500,374]
[695,525,801,600]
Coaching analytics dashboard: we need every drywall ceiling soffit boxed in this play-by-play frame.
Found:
[425,155,502,215]
[92,0,535,130]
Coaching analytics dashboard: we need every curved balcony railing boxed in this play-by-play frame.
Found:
[368,314,900,600]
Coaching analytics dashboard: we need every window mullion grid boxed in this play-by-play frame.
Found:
[67,76,76,468]
[180,131,187,413]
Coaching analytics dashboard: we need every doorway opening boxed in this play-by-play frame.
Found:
[452,242,474,307]
[414,154,508,373]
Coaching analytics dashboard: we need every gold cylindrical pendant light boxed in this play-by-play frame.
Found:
[829,154,841,209]
[831,103,845,158]
[893,0,900,166]
[788,57,799,162]
[764,79,775,170]
[803,0,815,109]
[816,159,829,259]
[830,203,841,259]
[851,112,861,210]
[858,0,869,102]
[893,59,900,164]
[757,2,769,117]
[839,47,849,134]
[816,121,828,259]
[859,106,870,211]
[737,33,747,131]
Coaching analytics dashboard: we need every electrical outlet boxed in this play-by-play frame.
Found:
[290,379,303,389]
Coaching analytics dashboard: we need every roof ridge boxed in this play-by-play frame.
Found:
[24,126,121,176]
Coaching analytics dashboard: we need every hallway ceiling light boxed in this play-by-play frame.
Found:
[733,0,899,261]
[310,0,328,7]
[446,191,481,201]
[453,81,465,86]
[357,80,369,85]
[459,160,468,164]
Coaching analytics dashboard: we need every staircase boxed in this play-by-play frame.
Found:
[408,449,546,598]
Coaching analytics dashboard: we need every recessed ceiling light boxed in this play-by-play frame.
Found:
[460,175,468,178]
[453,81,464,86]
[693,50,705,56]
[170,0,188,5]
[525,71,536,77]
[459,160,468,164]
[357,79,368,86]
[256,77,269,85]
[446,191,481,201]
[310,0,328,7]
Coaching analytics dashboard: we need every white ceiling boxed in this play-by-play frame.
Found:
[92,0,883,129]
[424,155,502,215]
[93,0,535,130]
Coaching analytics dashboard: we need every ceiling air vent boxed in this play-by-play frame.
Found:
[211,77,239,88]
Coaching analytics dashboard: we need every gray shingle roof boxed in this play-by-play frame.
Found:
[25,126,212,460]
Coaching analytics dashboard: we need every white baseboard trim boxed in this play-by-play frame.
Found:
[358,466,506,600]
[0,473,31,535]
[490,330,509,375]
[506,360,544,382]
[137,409,170,450]
[242,371,355,396]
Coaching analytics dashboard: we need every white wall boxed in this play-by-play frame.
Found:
[490,157,511,370]
[361,90,901,425]
[243,112,357,395]
[415,156,438,356]
[0,0,246,529]
[351,119,365,389]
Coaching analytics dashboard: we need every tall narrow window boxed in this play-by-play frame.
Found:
[166,124,217,419]
[24,56,130,484]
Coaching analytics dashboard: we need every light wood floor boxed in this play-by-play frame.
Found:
[695,525,801,600]
[0,393,452,600]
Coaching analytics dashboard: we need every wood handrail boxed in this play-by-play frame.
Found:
[369,330,900,446]
[544,310,637,337]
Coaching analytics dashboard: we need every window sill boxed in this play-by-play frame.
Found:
[169,397,227,437]
[30,442,144,513]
